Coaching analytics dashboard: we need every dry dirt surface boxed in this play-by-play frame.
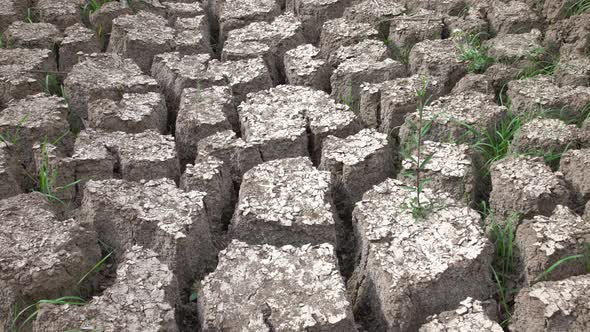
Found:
[1,0,590,331]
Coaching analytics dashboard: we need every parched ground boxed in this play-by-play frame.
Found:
[1,0,590,331]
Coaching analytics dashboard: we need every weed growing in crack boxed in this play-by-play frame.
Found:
[24,8,34,23]
[0,115,29,145]
[339,80,355,110]
[565,0,590,16]
[43,73,61,96]
[455,32,495,74]
[383,38,411,66]
[11,296,86,332]
[81,0,113,23]
[533,243,590,284]
[0,35,4,49]
[517,47,559,79]
[399,78,436,220]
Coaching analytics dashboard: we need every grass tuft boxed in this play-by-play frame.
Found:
[517,47,559,79]
[11,296,86,332]
[455,32,495,74]
[565,0,590,17]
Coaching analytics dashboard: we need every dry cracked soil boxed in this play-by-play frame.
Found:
[1,0,590,331]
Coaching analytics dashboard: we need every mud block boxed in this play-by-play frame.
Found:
[197,130,263,182]
[318,18,378,58]
[151,52,226,114]
[174,15,212,56]
[0,142,22,199]
[198,240,356,331]
[405,0,467,15]
[207,57,273,104]
[327,39,388,69]
[286,0,352,43]
[221,14,305,83]
[176,86,234,166]
[487,0,541,35]
[444,4,489,36]
[0,193,100,332]
[81,178,216,289]
[517,205,590,285]
[484,29,542,65]
[0,0,29,33]
[64,53,158,122]
[0,93,71,158]
[230,157,339,247]
[89,1,133,35]
[87,92,168,134]
[128,0,167,16]
[419,298,502,332]
[555,55,590,87]
[217,0,280,45]
[33,246,179,332]
[0,48,55,106]
[359,75,442,132]
[2,21,62,50]
[320,128,392,205]
[560,148,590,205]
[409,39,467,93]
[164,1,204,25]
[510,118,586,156]
[284,44,330,91]
[400,141,477,205]
[35,0,85,31]
[180,156,234,235]
[350,178,494,331]
[330,57,405,108]
[490,156,572,220]
[343,0,405,37]
[510,275,590,331]
[451,73,494,95]
[72,129,180,183]
[507,76,590,116]
[59,24,101,73]
[108,11,176,73]
[399,91,506,145]
[388,9,444,47]
[239,85,360,162]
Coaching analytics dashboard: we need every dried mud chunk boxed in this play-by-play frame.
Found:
[388,9,444,47]
[510,275,590,332]
[284,44,330,91]
[327,39,388,69]
[164,1,204,25]
[510,118,586,156]
[59,24,101,73]
[0,48,55,106]
[35,0,85,31]
[87,92,167,134]
[343,0,405,36]
[207,57,273,104]
[221,14,305,83]
[2,21,62,50]
[0,142,21,199]
[286,0,352,43]
[198,240,356,331]
[320,128,392,205]
[174,15,212,56]
[218,0,281,45]
[230,157,339,247]
[350,179,494,331]
[33,246,179,332]
[484,29,542,65]
[555,55,590,87]
[404,0,467,15]
[81,178,216,289]
[359,75,442,132]
[399,91,506,146]
[516,205,590,285]
[151,52,226,114]
[507,76,590,116]
[89,0,133,35]
[0,93,71,158]
[409,38,467,93]
[0,0,28,33]
[108,11,176,73]
[489,155,572,220]
[487,0,541,35]
[197,130,263,182]
[64,53,158,122]
[72,129,180,183]
[451,73,494,95]
[318,18,378,58]
[176,86,234,166]
[128,0,167,16]
[400,141,477,205]
[180,156,234,235]
[419,298,502,332]
[444,5,489,36]
[545,12,590,58]
[330,57,406,107]
[0,193,100,332]
[560,148,590,204]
